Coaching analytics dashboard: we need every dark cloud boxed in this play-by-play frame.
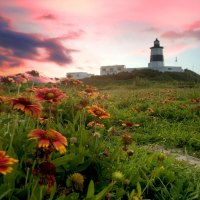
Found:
[37,14,57,20]
[161,20,200,40]
[0,15,10,29]
[0,15,77,68]
[0,48,24,67]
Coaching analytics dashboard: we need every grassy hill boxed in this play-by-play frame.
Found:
[83,69,200,89]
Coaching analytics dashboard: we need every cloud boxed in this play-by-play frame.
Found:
[0,15,76,68]
[37,14,57,20]
[56,30,85,40]
[0,15,10,29]
[161,20,200,41]
[0,48,24,67]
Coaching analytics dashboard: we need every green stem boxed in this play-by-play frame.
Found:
[9,114,18,150]
[17,84,21,96]
[25,168,30,185]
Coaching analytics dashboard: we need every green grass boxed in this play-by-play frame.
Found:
[0,76,200,200]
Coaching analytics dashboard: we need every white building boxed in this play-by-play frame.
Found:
[148,39,183,72]
[66,72,93,79]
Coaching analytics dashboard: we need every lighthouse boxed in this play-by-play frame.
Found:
[148,38,164,70]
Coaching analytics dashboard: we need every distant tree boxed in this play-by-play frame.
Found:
[66,74,73,79]
[27,70,40,77]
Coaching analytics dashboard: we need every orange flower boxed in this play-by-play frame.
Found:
[0,151,18,175]
[87,121,105,127]
[79,86,99,99]
[122,122,140,127]
[146,108,154,113]
[121,133,133,146]
[87,105,110,119]
[13,74,28,85]
[28,129,67,154]
[34,88,66,103]
[101,93,109,99]
[60,78,84,86]
[72,79,84,86]
[0,76,15,84]
[10,97,42,117]
[39,116,49,124]
[0,96,7,104]
[190,98,200,104]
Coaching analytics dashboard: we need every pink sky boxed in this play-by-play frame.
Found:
[0,0,200,77]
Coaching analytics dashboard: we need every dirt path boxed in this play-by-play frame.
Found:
[149,145,200,166]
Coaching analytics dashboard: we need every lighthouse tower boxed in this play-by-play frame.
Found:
[148,38,164,70]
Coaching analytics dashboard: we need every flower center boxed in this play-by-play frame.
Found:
[45,130,57,140]
[95,110,102,116]
[46,92,55,100]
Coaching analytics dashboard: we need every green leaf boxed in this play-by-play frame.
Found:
[56,195,67,200]
[0,189,12,200]
[94,182,115,200]
[49,183,57,200]
[65,193,79,200]
[52,154,75,167]
[86,180,95,199]
[136,182,142,196]
[66,177,72,187]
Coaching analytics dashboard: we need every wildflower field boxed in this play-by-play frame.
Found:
[0,74,200,200]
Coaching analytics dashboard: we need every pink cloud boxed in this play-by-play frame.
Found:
[161,31,182,39]
[36,14,57,20]
[162,20,200,41]
[165,43,197,56]
[55,30,85,40]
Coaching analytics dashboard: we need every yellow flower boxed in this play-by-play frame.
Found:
[70,173,84,191]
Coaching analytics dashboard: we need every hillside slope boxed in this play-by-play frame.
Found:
[83,69,200,88]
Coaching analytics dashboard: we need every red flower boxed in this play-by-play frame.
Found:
[87,105,110,119]
[34,88,66,103]
[10,97,42,117]
[0,151,18,175]
[28,129,68,154]
[33,161,56,192]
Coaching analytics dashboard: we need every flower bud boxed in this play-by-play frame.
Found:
[127,149,134,156]
[112,171,124,182]
[157,153,166,161]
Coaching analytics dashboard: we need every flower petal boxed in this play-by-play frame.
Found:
[38,139,50,148]
[53,141,66,154]
[28,129,46,139]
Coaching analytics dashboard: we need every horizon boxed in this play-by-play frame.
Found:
[0,0,200,78]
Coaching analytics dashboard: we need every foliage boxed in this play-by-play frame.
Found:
[0,75,200,199]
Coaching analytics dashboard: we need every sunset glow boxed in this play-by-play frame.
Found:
[0,0,200,77]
